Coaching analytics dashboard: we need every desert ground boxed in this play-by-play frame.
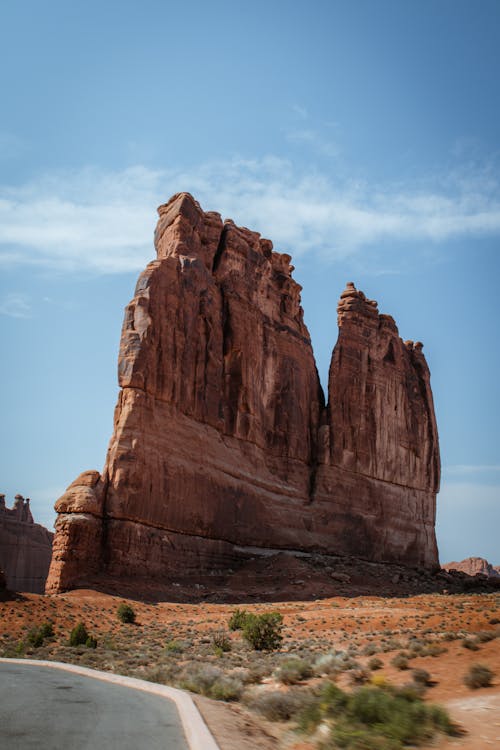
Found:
[1,563,499,750]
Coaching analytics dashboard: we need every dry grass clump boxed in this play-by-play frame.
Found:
[274,656,313,685]
[178,664,243,701]
[243,687,315,721]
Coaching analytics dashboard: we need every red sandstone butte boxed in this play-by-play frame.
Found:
[0,494,53,593]
[46,193,440,593]
[443,557,500,578]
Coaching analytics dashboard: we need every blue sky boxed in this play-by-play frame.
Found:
[1,0,499,564]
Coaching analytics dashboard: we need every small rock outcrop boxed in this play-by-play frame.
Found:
[0,494,53,593]
[46,193,440,594]
[443,557,500,578]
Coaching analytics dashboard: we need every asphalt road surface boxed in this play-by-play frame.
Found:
[0,662,189,749]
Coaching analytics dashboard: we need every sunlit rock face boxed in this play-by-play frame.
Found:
[46,193,440,593]
[443,558,500,578]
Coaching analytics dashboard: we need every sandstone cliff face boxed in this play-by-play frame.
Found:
[46,193,440,593]
[443,557,500,578]
[0,495,53,593]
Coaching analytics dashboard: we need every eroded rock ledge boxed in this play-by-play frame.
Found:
[46,193,440,594]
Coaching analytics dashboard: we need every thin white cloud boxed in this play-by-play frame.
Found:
[0,292,32,318]
[286,128,339,158]
[1,157,500,274]
[443,464,500,475]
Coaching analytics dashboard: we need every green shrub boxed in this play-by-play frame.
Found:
[243,612,283,651]
[211,630,231,654]
[463,663,494,689]
[117,603,136,624]
[165,639,184,654]
[296,681,456,749]
[69,622,89,647]
[27,628,45,648]
[85,636,98,649]
[275,657,313,685]
[228,608,250,631]
[40,622,54,638]
[27,621,54,648]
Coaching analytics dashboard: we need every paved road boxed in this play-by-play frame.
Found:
[0,662,189,749]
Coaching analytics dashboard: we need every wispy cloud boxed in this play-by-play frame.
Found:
[286,128,340,158]
[443,464,500,475]
[0,292,32,318]
[1,156,500,274]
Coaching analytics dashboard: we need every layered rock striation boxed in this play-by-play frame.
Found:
[0,494,53,593]
[46,193,440,593]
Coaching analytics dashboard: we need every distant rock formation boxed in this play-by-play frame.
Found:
[46,193,440,594]
[443,557,500,578]
[0,494,53,593]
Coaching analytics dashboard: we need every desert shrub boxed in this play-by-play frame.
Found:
[39,622,54,638]
[27,622,54,648]
[463,663,495,689]
[296,681,455,749]
[243,612,283,651]
[391,652,409,670]
[211,630,231,654]
[275,657,313,685]
[424,642,447,657]
[349,667,370,685]
[462,637,479,651]
[228,608,250,631]
[477,630,496,643]
[117,603,136,624]
[165,639,184,654]
[208,675,243,701]
[27,628,45,648]
[368,657,383,671]
[245,688,314,721]
[328,721,401,750]
[314,651,357,677]
[85,636,97,649]
[179,664,243,701]
[411,668,432,686]
[69,622,89,647]
[489,617,500,625]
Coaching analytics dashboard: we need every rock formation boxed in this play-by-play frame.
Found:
[443,557,500,578]
[0,494,53,593]
[46,193,440,594]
